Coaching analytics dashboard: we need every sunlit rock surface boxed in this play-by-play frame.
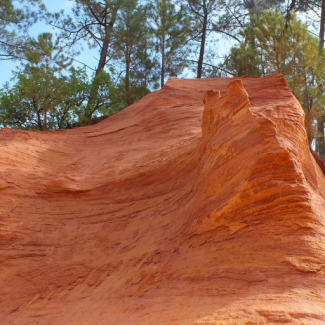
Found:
[1,73,325,324]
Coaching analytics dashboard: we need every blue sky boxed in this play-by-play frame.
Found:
[0,0,238,87]
[3,1,315,88]
[1,0,227,87]
[0,0,98,86]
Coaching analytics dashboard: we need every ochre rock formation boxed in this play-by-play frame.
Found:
[1,73,325,324]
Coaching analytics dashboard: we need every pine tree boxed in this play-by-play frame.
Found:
[0,0,43,60]
[24,33,73,129]
[185,0,219,78]
[225,11,325,144]
[112,0,153,106]
[0,33,74,130]
[149,0,189,87]
[51,0,126,116]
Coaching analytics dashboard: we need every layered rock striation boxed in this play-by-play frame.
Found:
[1,73,325,324]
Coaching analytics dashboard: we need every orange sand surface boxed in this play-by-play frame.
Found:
[1,73,325,324]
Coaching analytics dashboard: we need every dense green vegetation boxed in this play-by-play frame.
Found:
[0,0,325,157]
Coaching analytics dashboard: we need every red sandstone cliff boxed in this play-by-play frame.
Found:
[1,73,325,324]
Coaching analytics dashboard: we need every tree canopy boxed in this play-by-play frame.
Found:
[0,0,325,157]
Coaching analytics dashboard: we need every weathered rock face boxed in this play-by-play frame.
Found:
[1,73,325,324]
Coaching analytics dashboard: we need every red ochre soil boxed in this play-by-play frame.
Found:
[1,73,325,325]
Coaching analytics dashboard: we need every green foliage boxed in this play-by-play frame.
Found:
[82,69,124,122]
[0,65,124,130]
[149,0,190,86]
[185,0,220,77]
[225,10,325,143]
[0,0,324,157]
[0,0,44,60]
[111,0,154,106]
[0,33,123,130]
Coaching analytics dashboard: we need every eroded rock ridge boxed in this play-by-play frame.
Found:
[1,74,325,324]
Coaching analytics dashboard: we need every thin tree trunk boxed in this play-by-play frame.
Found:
[292,54,296,95]
[286,0,297,21]
[317,0,325,156]
[197,7,208,79]
[143,38,148,88]
[36,110,43,131]
[43,110,47,130]
[94,6,119,77]
[161,37,165,87]
[275,49,280,72]
[86,35,111,117]
[317,116,325,156]
[319,0,325,51]
[43,62,50,131]
[96,37,110,76]
[87,7,119,116]
[125,55,131,106]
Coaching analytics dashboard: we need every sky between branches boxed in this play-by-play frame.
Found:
[0,0,316,87]
[0,0,96,86]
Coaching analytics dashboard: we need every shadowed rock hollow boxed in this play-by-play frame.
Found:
[1,73,325,324]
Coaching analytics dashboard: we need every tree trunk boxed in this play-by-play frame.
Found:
[36,111,43,131]
[125,55,131,106]
[161,37,165,88]
[317,0,325,156]
[96,37,110,76]
[317,116,325,156]
[319,0,325,51]
[86,35,111,117]
[87,6,119,116]
[286,0,297,21]
[43,109,47,131]
[275,49,280,72]
[43,65,50,131]
[197,9,208,79]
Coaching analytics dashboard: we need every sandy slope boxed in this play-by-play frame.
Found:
[1,73,325,324]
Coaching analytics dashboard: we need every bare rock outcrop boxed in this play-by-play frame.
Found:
[1,73,325,324]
